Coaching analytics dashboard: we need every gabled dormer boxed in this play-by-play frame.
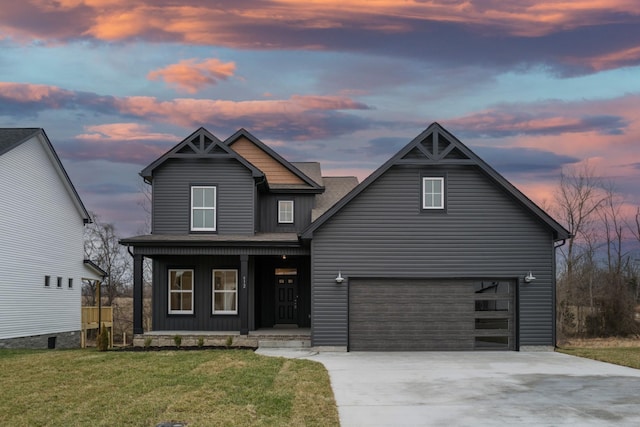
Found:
[141,128,264,235]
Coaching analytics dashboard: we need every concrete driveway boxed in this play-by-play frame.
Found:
[257,349,640,426]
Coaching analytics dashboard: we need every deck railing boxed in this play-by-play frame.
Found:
[81,306,114,348]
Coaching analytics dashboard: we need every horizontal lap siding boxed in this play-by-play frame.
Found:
[311,165,554,347]
[152,158,254,234]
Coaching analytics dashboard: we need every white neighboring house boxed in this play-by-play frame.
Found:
[0,128,105,349]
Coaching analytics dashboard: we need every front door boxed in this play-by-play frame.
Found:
[275,275,297,325]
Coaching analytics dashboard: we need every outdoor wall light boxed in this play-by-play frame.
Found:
[524,271,536,283]
[335,271,345,284]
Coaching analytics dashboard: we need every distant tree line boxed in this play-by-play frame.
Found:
[552,163,640,341]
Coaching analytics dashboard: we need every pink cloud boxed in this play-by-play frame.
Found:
[69,123,174,164]
[76,123,178,142]
[147,58,236,93]
[2,1,638,44]
[0,82,76,104]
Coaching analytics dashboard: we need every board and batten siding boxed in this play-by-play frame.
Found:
[0,136,93,340]
[257,193,315,233]
[152,158,255,234]
[152,255,255,331]
[311,164,556,348]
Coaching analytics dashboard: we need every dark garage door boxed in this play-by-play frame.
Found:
[348,279,515,351]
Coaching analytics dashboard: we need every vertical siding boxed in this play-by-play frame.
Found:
[311,165,555,347]
[258,194,315,233]
[152,158,255,234]
[152,256,243,331]
[0,137,92,340]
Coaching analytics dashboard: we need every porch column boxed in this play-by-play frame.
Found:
[240,254,249,335]
[133,254,144,334]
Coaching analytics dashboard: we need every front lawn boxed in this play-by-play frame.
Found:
[0,349,339,426]
[557,346,640,370]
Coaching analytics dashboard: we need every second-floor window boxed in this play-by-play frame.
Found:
[278,200,294,224]
[422,177,444,210]
[191,186,216,231]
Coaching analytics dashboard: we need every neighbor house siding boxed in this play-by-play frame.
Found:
[311,164,555,348]
[0,136,88,341]
[152,158,255,234]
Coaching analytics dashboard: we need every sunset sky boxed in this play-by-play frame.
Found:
[1,1,639,236]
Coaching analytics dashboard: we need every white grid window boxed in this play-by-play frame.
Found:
[278,200,294,224]
[422,177,444,209]
[168,269,194,314]
[212,270,238,315]
[191,186,216,231]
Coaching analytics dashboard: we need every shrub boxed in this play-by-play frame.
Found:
[143,337,153,348]
[225,335,233,348]
[197,336,204,348]
[173,334,182,349]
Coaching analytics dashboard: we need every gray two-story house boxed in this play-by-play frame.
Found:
[121,123,569,351]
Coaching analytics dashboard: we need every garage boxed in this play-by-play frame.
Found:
[348,279,516,351]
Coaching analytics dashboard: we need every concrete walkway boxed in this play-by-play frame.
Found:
[256,349,640,426]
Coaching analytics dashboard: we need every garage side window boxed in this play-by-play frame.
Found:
[422,177,444,209]
[169,269,194,314]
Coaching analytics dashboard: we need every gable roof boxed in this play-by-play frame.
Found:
[225,129,324,192]
[140,127,264,182]
[302,122,570,241]
[0,128,91,222]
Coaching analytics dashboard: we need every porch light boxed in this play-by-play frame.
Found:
[335,271,345,284]
[524,271,536,283]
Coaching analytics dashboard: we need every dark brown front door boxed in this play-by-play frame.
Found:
[275,275,297,324]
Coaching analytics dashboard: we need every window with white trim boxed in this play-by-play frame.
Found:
[168,269,194,314]
[422,177,444,209]
[212,269,238,315]
[191,186,216,231]
[278,200,294,224]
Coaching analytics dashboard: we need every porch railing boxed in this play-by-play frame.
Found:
[81,306,113,348]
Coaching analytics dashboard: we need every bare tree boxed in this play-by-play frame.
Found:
[84,213,131,306]
[554,162,606,277]
[553,162,607,339]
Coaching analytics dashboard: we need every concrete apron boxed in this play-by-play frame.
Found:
[256,349,640,426]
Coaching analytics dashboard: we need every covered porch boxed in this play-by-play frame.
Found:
[121,233,310,339]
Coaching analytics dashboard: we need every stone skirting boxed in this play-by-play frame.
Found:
[133,332,311,349]
[0,330,80,349]
[520,345,555,352]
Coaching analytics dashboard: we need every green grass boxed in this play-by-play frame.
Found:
[557,346,640,370]
[0,349,339,426]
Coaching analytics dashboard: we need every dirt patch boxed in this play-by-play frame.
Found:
[561,337,640,348]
